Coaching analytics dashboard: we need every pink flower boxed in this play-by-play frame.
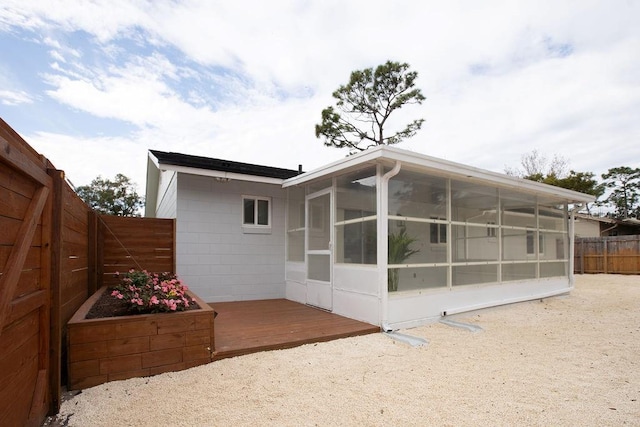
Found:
[113,270,190,313]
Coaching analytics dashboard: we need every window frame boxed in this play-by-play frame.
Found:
[242,195,272,233]
[430,217,447,244]
[526,229,544,255]
[487,221,497,238]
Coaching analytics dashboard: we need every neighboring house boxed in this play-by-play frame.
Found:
[574,213,640,237]
[146,146,594,330]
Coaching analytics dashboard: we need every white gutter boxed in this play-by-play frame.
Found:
[569,203,584,286]
[379,161,402,332]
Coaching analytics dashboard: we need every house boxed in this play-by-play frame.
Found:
[145,150,301,303]
[146,146,595,330]
[574,213,640,237]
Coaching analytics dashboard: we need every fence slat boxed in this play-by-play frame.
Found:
[575,236,640,274]
[0,186,49,332]
[0,118,53,425]
[1,118,177,422]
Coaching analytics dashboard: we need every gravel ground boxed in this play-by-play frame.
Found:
[54,274,639,426]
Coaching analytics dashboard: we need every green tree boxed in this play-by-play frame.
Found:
[554,171,604,197]
[506,150,604,213]
[315,60,425,153]
[76,174,144,216]
[601,166,640,219]
[549,171,605,214]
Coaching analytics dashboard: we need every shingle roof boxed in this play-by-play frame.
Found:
[150,150,302,180]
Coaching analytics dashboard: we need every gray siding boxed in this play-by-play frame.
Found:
[574,218,600,238]
[176,173,287,302]
[156,170,177,218]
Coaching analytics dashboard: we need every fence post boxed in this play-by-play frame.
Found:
[603,238,608,274]
[87,211,98,294]
[47,169,64,414]
[637,237,640,274]
[172,218,177,273]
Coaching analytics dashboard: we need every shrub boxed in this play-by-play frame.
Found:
[111,269,194,313]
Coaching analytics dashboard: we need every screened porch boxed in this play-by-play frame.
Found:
[282,147,593,329]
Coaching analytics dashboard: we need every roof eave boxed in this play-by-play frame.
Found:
[149,149,299,182]
[156,163,286,185]
[283,146,596,203]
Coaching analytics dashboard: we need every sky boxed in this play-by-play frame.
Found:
[1,1,639,199]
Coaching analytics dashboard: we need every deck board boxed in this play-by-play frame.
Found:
[209,299,380,360]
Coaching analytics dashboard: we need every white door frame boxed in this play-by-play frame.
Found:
[305,187,333,310]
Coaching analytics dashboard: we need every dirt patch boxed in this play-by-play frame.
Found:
[53,275,640,426]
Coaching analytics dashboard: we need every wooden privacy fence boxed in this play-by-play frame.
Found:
[574,236,640,274]
[98,215,176,288]
[0,118,52,427]
[0,118,175,425]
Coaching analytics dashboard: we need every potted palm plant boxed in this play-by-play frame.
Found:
[388,226,420,292]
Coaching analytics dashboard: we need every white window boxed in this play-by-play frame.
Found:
[526,230,544,255]
[487,221,497,238]
[430,217,447,244]
[242,196,271,231]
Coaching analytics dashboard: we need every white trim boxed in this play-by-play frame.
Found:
[441,287,571,316]
[305,188,333,310]
[160,163,286,185]
[283,146,595,204]
[241,195,272,231]
[379,161,402,330]
[149,151,161,169]
[334,215,377,227]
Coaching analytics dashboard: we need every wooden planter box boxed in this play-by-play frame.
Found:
[67,287,215,390]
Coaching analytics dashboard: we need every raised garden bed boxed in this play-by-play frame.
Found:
[67,286,215,390]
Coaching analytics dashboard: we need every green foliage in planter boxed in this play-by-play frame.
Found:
[388,226,420,292]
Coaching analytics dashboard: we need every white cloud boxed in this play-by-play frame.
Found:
[1,0,639,192]
[1,0,151,42]
[0,60,36,105]
[0,89,34,105]
[43,52,217,129]
[26,131,148,189]
[25,95,344,190]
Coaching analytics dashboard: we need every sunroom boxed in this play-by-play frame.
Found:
[283,146,594,330]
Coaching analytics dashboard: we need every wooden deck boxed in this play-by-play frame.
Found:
[209,299,380,360]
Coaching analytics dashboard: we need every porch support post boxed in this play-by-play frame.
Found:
[568,203,581,286]
[378,161,401,331]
